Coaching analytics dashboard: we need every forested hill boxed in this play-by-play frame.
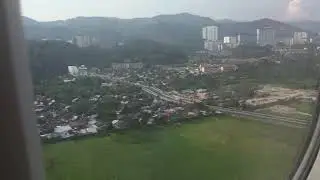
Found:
[23,13,216,50]
[23,13,306,50]
[28,40,187,82]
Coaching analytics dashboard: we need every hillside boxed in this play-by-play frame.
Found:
[288,20,320,34]
[23,14,305,50]
[28,39,187,82]
[220,18,303,37]
[22,16,40,26]
[215,19,238,24]
[23,13,216,50]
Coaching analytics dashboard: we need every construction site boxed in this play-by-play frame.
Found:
[245,85,316,107]
[246,85,317,119]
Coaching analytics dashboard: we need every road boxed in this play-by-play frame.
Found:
[92,73,311,128]
[138,83,311,128]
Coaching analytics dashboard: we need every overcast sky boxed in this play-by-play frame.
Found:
[20,0,319,21]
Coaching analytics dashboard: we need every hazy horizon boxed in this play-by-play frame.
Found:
[21,0,319,22]
[21,12,275,22]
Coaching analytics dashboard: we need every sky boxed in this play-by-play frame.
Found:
[20,0,320,22]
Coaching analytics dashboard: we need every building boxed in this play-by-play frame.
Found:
[199,64,220,74]
[67,65,88,76]
[293,32,308,45]
[276,36,293,46]
[202,26,219,41]
[204,40,223,52]
[204,40,213,51]
[224,36,238,48]
[78,65,88,76]
[311,35,320,46]
[112,63,144,70]
[237,33,256,45]
[72,35,98,48]
[202,26,222,53]
[257,27,276,46]
[53,125,72,139]
[68,66,79,76]
[199,64,238,74]
[220,64,239,72]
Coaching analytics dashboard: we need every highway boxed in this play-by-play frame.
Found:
[92,73,311,128]
[139,83,311,129]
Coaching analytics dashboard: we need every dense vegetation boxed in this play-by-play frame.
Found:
[234,56,320,89]
[28,39,187,83]
[23,13,216,50]
[34,77,104,103]
[44,116,307,180]
[170,54,320,92]
[231,45,273,58]
[24,14,308,50]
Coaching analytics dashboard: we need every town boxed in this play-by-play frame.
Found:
[20,1,320,179]
[34,23,319,141]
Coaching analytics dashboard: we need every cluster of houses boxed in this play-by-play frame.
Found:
[198,64,238,74]
[105,85,213,129]
[37,63,232,142]
[34,94,102,141]
[35,79,215,142]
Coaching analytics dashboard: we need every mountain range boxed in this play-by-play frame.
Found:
[288,21,320,33]
[22,13,320,50]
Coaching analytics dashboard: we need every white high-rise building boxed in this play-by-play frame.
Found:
[202,26,220,52]
[257,27,275,46]
[202,27,207,40]
[202,26,219,41]
[78,65,88,76]
[293,32,308,45]
[72,36,98,48]
[224,36,238,48]
[68,66,79,76]
[68,65,88,76]
[204,40,223,52]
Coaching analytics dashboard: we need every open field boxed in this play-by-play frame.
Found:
[44,116,309,180]
[287,101,315,114]
[256,100,315,120]
[256,104,313,120]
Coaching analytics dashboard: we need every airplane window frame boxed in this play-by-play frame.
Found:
[0,1,45,180]
[292,90,320,180]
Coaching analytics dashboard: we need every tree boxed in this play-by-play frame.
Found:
[231,45,272,58]
[72,100,91,114]
[28,40,188,84]
[97,97,120,122]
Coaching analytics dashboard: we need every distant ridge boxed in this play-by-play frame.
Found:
[22,13,308,49]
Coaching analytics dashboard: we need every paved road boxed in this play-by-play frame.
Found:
[92,73,311,128]
[140,84,311,128]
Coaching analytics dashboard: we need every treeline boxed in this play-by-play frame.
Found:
[233,57,320,89]
[231,45,273,58]
[28,39,187,83]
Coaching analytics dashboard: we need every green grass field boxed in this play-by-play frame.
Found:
[44,116,308,180]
